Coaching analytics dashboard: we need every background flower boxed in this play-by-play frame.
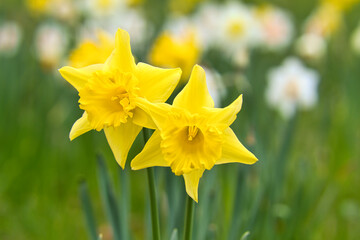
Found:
[0,21,22,56]
[34,22,68,69]
[265,57,319,118]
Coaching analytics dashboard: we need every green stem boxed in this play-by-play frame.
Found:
[147,168,161,240]
[183,195,195,240]
[143,129,161,240]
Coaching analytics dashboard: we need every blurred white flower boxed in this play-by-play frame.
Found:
[48,0,78,22]
[203,67,227,107]
[351,23,360,55]
[296,33,326,61]
[82,0,124,17]
[0,21,22,56]
[192,2,222,49]
[81,7,148,47]
[266,57,319,119]
[217,2,262,53]
[34,22,68,68]
[256,6,294,51]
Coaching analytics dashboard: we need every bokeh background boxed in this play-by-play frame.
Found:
[1,0,360,239]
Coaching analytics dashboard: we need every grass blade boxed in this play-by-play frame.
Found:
[79,180,98,240]
[97,155,122,240]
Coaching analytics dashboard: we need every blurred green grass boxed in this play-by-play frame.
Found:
[1,0,360,239]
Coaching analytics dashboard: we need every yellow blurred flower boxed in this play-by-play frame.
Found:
[69,30,114,68]
[59,29,182,168]
[26,0,77,19]
[126,0,144,6]
[149,32,200,81]
[26,0,49,13]
[305,3,342,37]
[323,0,360,11]
[131,65,257,202]
[305,0,360,38]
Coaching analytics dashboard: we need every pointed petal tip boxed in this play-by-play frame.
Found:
[119,162,126,169]
[236,94,243,104]
[188,191,198,203]
[114,153,126,170]
[69,130,82,141]
[193,64,202,70]
[246,153,259,165]
[191,64,205,75]
[69,128,80,141]
[58,66,68,76]
[130,162,137,170]
[130,163,143,171]
[115,28,130,45]
[175,67,182,76]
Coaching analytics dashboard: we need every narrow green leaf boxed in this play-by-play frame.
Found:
[118,167,130,240]
[79,180,98,240]
[97,155,122,240]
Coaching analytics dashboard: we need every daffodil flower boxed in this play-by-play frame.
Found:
[131,65,257,202]
[59,29,182,168]
[69,30,114,68]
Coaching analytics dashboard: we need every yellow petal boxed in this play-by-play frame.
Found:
[105,29,136,73]
[131,130,168,170]
[203,94,243,130]
[104,121,142,169]
[183,169,205,202]
[173,65,214,112]
[216,127,258,165]
[136,62,182,102]
[132,107,157,129]
[69,112,93,140]
[59,64,103,91]
[133,97,172,132]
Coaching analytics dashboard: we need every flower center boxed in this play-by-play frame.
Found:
[160,113,223,176]
[284,78,300,100]
[187,125,199,141]
[79,70,139,130]
[227,20,245,38]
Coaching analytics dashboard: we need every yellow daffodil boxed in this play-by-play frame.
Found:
[131,65,257,202]
[304,3,342,38]
[59,29,182,168]
[323,0,360,11]
[149,32,200,82]
[69,30,114,68]
[26,0,49,13]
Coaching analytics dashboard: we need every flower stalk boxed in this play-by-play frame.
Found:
[183,195,195,240]
[143,129,161,240]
